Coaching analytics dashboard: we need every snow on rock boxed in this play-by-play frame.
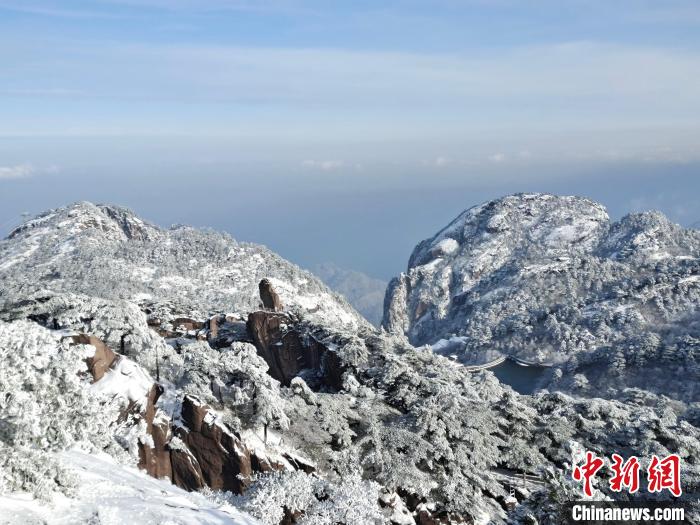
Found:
[431,238,459,257]
[679,275,700,285]
[92,356,154,409]
[545,218,601,246]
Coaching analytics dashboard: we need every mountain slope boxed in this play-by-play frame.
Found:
[0,201,367,332]
[313,262,387,326]
[0,450,260,525]
[384,193,700,400]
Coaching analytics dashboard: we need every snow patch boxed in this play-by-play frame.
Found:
[0,450,260,524]
[92,356,154,408]
[431,238,459,257]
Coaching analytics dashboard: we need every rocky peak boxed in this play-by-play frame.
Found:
[246,310,344,388]
[96,203,160,241]
[385,193,611,344]
[598,211,698,261]
[8,201,159,243]
[407,193,609,270]
[383,193,700,402]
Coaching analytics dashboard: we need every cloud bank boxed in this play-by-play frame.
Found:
[0,165,35,180]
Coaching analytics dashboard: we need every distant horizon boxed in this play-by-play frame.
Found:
[1,1,699,279]
[3,174,698,281]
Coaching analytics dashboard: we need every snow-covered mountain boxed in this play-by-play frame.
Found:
[1,199,699,524]
[313,262,387,326]
[0,201,367,332]
[384,193,700,400]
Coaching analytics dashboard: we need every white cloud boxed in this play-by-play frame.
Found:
[3,37,700,162]
[0,164,35,180]
[434,156,451,167]
[10,40,698,112]
[301,159,344,171]
[488,153,506,163]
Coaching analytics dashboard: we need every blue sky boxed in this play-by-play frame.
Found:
[1,1,699,278]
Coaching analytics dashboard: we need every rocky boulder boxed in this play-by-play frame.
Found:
[138,412,173,481]
[175,395,257,492]
[171,317,204,332]
[259,278,284,312]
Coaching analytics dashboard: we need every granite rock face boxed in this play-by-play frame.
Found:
[139,394,285,494]
[71,333,117,382]
[246,310,344,388]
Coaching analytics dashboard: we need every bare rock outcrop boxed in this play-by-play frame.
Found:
[175,395,255,492]
[259,278,284,312]
[138,394,288,494]
[246,311,344,388]
[138,413,173,480]
[208,314,221,339]
[70,333,116,382]
[170,443,205,490]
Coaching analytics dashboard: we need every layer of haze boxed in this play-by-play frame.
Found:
[1,1,699,279]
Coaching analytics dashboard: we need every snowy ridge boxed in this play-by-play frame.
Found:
[92,357,154,410]
[0,202,368,331]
